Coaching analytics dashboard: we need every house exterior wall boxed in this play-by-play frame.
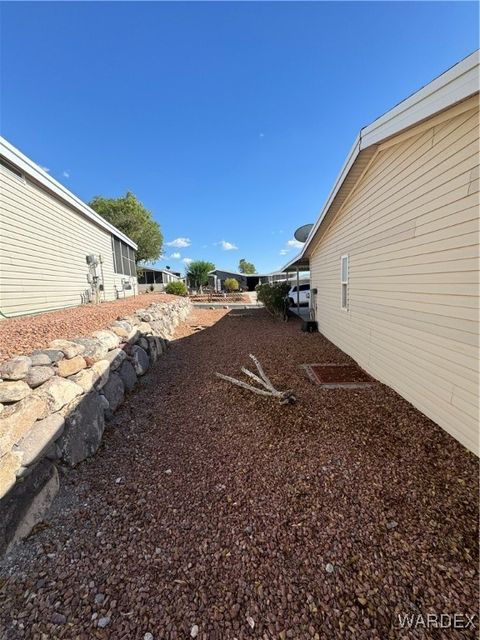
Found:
[0,167,137,317]
[309,96,479,454]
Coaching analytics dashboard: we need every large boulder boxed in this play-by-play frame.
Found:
[25,366,55,389]
[0,459,59,556]
[29,353,52,367]
[110,320,132,339]
[49,340,85,359]
[0,381,31,403]
[0,451,23,500]
[0,356,31,381]
[118,360,137,391]
[131,346,150,376]
[71,338,108,365]
[58,391,106,467]
[91,360,110,390]
[68,368,96,393]
[92,330,120,351]
[57,355,87,378]
[36,377,83,413]
[103,348,127,371]
[102,373,124,413]
[14,413,65,468]
[0,395,48,458]
[31,349,64,364]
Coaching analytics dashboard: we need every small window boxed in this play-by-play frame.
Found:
[341,255,349,310]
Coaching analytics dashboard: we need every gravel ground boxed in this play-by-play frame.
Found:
[0,308,478,639]
[0,294,179,362]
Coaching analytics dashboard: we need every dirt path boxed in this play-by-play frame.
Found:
[0,309,478,639]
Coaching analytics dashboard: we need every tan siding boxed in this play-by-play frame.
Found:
[309,101,479,454]
[0,170,137,316]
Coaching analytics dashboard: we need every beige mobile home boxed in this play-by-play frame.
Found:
[285,52,479,454]
[0,138,138,317]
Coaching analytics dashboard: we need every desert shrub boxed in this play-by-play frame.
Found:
[256,282,291,316]
[224,277,239,292]
[165,281,188,296]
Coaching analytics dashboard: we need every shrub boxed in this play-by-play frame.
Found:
[165,281,188,296]
[224,277,239,292]
[256,282,291,316]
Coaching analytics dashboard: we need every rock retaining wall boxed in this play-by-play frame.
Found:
[0,297,191,556]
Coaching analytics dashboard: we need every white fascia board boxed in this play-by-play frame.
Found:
[361,50,479,148]
[285,51,479,266]
[0,136,138,250]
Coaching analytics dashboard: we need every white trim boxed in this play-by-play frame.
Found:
[282,50,479,272]
[0,136,138,249]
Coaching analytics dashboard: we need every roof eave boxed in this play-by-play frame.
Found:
[0,136,138,250]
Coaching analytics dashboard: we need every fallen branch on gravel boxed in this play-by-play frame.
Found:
[216,354,296,404]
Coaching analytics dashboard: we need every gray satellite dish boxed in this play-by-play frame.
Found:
[294,223,314,243]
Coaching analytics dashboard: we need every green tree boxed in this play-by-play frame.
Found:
[224,277,239,292]
[89,192,163,264]
[186,260,215,292]
[239,258,256,274]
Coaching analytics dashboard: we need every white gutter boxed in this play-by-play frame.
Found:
[0,136,138,250]
[282,50,479,271]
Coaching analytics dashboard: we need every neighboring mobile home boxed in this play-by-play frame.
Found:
[138,266,183,292]
[284,52,479,454]
[0,137,138,317]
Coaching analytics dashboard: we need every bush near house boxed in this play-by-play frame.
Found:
[256,282,290,316]
[224,277,239,292]
[165,281,188,296]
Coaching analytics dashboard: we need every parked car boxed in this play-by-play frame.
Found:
[288,283,310,306]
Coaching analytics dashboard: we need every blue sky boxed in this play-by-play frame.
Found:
[1,2,478,274]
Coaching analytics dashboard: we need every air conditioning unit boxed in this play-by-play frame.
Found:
[86,254,99,266]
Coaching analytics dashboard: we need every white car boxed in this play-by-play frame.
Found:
[288,283,310,306]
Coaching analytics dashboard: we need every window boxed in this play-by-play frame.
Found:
[341,255,349,310]
[112,236,136,276]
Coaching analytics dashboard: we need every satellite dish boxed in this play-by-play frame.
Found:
[294,223,314,243]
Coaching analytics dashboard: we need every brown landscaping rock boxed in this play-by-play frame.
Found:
[0,380,32,403]
[0,394,48,457]
[0,356,31,381]
[36,377,83,412]
[57,355,87,378]
[0,308,476,638]
[49,339,85,359]
[14,412,65,468]
[25,365,55,389]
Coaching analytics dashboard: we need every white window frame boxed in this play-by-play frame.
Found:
[341,254,349,310]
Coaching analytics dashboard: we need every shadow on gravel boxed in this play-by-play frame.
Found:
[0,307,478,640]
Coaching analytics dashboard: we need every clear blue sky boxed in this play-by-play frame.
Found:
[1,2,478,273]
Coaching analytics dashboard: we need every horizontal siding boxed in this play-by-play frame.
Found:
[0,170,137,316]
[310,100,479,455]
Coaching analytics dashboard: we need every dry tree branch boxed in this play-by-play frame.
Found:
[215,355,296,404]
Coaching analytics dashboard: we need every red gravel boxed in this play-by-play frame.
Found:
[0,309,478,639]
[0,294,180,362]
